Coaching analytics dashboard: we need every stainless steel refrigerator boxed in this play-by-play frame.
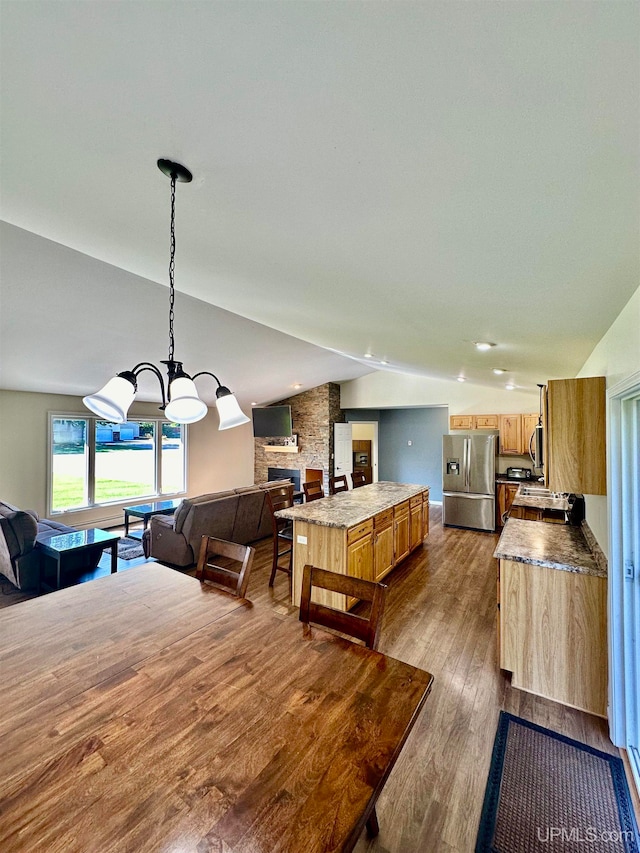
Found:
[442,433,497,532]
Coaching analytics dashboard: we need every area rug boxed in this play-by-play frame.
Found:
[108,537,145,561]
[476,712,640,852]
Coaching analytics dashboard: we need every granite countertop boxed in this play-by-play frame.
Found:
[511,485,570,512]
[275,481,428,530]
[494,518,607,578]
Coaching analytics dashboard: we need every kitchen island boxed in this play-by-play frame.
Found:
[276,482,430,610]
[495,518,607,716]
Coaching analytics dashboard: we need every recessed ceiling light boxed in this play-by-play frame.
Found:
[492,368,507,375]
[505,383,515,391]
[474,341,496,351]
[293,383,302,389]
[251,402,258,406]
[380,359,389,366]
[364,353,374,359]
[457,376,466,382]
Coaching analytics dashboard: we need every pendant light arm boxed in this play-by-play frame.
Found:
[130,362,169,410]
[190,370,223,389]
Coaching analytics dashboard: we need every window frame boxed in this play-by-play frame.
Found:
[47,412,187,515]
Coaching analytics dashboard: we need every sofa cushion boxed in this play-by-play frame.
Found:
[232,490,267,543]
[181,494,240,548]
[0,511,37,560]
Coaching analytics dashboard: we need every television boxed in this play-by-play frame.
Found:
[252,405,293,438]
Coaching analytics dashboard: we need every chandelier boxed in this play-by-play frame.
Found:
[83,159,250,430]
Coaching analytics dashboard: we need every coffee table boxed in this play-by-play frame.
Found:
[36,528,120,592]
[123,498,182,536]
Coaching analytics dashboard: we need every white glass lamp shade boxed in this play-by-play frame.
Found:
[216,391,250,431]
[83,376,136,423]
[165,376,208,424]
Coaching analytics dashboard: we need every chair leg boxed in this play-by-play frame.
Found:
[268,536,279,587]
[366,806,379,837]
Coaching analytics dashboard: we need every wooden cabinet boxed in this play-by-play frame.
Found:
[393,501,410,565]
[547,377,606,495]
[499,559,607,716]
[291,487,429,611]
[496,482,520,528]
[521,413,538,457]
[409,495,423,551]
[475,414,499,429]
[422,491,430,539]
[449,415,475,430]
[498,414,522,455]
[373,509,394,582]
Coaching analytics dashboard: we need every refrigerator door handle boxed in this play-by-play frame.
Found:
[443,492,494,499]
[464,438,470,492]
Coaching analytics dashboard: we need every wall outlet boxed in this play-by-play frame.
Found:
[407,440,412,446]
[297,534,307,545]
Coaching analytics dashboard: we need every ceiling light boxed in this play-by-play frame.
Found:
[380,359,389,366]
[84,159,249,430]
[474,341,496,351]
[457,376,466,382]
[492,368,507,375]
[505,383,515,391]
[293,384,302,389]
[364,352,374,359]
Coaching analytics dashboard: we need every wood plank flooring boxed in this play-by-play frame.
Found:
[0,507,620,852]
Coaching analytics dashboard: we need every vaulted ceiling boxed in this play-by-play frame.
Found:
[1,1,638,404]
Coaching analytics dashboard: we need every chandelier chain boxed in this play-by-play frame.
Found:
[168,173,176,362]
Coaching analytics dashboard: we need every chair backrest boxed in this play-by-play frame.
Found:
[299,564,388,650]
[196,536,255,598]
[328,475,349,495]
[303,480,325,502]
[351,470,367,489]
[265,485,294,535]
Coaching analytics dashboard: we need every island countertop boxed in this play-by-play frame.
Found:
[494,518,607,578]
[275,481,428,529]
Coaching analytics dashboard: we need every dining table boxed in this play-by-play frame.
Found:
[0,563,433,853]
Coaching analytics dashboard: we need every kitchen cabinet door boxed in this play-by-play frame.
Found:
[421,492,430,539]
[409,495,423,551]
[475,414,499,429]
[393,502,411,564]
[499,415,522,455]
[521,414,539,456]
[496,482,519,527]
[374,524,394,582]
[547,377,606,495]
[450,415,475,430]
[346,532,374,608]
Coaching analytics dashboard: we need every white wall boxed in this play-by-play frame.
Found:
[576,285,640,556]
[340,371,538,413]
[0,389,254,529]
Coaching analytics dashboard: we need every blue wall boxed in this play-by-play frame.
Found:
[345,407,448,501]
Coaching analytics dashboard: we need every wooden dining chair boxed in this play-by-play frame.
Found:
[265,484,295,588]
[303,480,325,502]
[351,470,367,489]
[299,564,388,650]
[328,474,349,495]
[196,536,255,598]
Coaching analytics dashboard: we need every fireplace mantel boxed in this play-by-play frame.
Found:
[263,445,300,454]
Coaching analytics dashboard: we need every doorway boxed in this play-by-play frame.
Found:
[608,372,640,795]
[351,421,379,483]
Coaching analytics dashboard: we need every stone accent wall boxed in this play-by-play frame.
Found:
[254,383,345,491]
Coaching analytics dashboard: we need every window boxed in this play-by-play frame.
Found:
[49,415,186,513]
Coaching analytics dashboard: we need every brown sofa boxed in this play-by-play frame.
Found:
[143,480,292,568]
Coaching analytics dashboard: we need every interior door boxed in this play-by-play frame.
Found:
[334,423,353,478]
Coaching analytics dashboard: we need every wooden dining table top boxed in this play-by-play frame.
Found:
[0,563,433,853]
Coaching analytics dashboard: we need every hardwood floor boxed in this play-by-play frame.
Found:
[0,508,620,851]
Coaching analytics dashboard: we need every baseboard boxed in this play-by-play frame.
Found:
[620,747,640,826]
